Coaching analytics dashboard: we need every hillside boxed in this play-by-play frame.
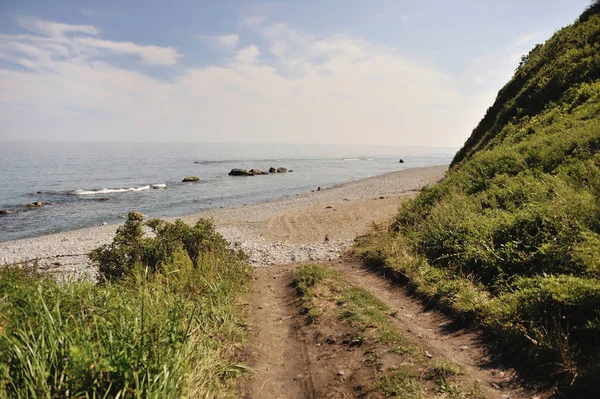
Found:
[356,1,600,393]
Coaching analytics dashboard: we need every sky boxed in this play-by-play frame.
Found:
[0,0,592,147]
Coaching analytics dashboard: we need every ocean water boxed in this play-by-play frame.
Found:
[0,142,456,242]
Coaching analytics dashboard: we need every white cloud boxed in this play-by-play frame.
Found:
[235,45,260,63]
[1,16,180,67]
[215,33,239,50]
[75,37,180,65]
[15,15,100,38]
[0,16,494,147]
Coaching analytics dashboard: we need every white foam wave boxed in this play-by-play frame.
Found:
[151,184,167,189]
[73,185,152,195]
[343,158,361,161]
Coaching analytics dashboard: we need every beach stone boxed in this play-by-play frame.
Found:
[128,211,144,221]
[24,201,44,208]
[399,159,405,163]
[229,168,252,176]
[276,167,288,173]
[249,169,268,175]
[0,210,11,215]
[269,167,277,173]
[182,176,200,182]
[98,197,110,201]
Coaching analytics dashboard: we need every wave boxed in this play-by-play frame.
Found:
[73,185,155,195]
[343,158,361,161]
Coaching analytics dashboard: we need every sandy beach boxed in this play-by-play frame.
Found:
[0,165,446,277]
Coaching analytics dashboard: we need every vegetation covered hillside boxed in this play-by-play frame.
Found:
[356,1,600,391]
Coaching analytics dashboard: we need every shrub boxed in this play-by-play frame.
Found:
[90,213,246,282]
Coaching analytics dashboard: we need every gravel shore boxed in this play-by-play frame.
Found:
[0,165,446,278]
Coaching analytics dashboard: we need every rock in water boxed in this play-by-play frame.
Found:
[249,168,268,175]
[182,176,200,182]
[269,167,277,173]
[128,211,144,221]
[276,167,288,173]
[229,169,252,176]
[0,210,12,215]
[98,197,110,201]
[24,201,44,208]
[399,159,405,163]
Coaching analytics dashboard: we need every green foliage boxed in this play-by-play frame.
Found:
[453,5,600,166]
[293,263,336,295]
[90,213,246,282]
[0,219,251,398]
[375,368,423,398]
[357,3,600,390]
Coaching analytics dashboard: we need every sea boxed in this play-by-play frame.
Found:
[0,142,456,243]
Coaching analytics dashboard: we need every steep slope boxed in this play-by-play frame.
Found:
[355,1,600,394]
[453,0,600,167]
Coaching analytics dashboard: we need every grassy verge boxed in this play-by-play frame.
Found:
[354,224,599,392]
[0,215,251,398]
[293,263,482,398]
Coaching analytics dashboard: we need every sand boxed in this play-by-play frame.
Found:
[0,165,447,278]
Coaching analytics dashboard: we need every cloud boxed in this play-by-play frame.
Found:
[15,15,100,37]
[0,16,486,146]
[215,33,239,50]
[235,45,260,63]
[1,16,180,67]
[75,37,180,65]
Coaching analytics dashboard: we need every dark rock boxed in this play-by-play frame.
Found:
[128,211,144,221]
[24,201,44,208]
[98,197,110,201]
[182,176,200,182]
[276,167,288,173]
[399,159,405,163]
[326,205,334,209]
[249,168,268,175]
[289,170,293,172]
[317,187,321,191]
[269,167,277,173]
[229,168,253,176]
[0,210,12,215]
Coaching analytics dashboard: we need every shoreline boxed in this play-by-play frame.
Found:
[0,165,447,277]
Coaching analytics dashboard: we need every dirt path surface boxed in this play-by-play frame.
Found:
[243,258,545,399]
[243,265,316,399]
[325,256,542,399]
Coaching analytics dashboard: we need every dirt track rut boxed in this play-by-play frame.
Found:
[243,259,543,399]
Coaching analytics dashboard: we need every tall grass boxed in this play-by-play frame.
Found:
[0,217,251,398]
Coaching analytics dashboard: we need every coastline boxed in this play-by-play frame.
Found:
[0,165,447,277]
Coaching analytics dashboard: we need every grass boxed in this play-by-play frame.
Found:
[353,3,600,392]
[292,264,482,398]
[0,216,251,398]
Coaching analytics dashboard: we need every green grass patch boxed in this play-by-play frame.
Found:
[0,215,251,398]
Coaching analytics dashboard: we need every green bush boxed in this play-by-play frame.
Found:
[90,212,246,282]
[0,218,251,398]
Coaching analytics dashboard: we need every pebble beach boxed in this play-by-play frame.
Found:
[0,165,447,279]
